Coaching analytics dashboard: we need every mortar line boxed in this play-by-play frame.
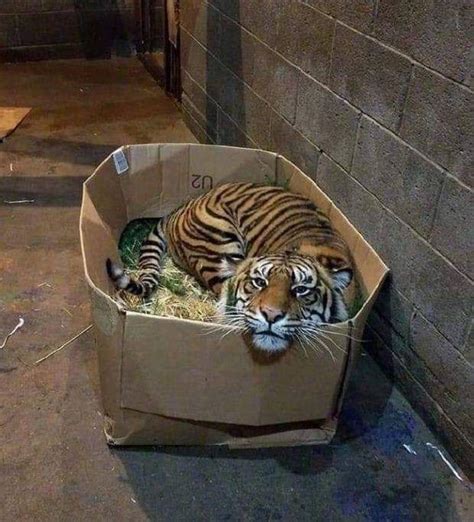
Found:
[326,17,338,85]
[396,63,415,134]
[370,0,380,34]
[463,320,473,353]
[427,175,447,242]
[348,113,363,173]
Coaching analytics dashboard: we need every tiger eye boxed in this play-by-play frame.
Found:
[253,277,267,289]
[293,286,310,297]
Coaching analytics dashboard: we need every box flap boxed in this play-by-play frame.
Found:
[120,312,348,426]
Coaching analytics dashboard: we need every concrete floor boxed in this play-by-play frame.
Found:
[0,58,472,521]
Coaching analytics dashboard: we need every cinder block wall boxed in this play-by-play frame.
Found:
[180,1,473,473]
[0,1,163,62]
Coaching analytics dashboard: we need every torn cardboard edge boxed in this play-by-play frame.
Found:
[80,143,389,447]
[0,107,31,141]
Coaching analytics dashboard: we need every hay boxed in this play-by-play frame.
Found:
[116,257,218,322]
[115,219,219,321]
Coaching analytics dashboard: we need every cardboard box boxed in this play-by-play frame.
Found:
[80,144,388,448]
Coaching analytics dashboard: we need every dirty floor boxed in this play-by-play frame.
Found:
[0,58,472,522]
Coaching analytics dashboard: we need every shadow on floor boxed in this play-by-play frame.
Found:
[1,136,119,166]
[111,352,464,521]
[0,175,88,207]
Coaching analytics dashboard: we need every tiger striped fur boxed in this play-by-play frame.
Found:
[107,182,354,353]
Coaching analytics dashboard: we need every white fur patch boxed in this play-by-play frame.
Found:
[219,258,237,279]
[252,334,289,353]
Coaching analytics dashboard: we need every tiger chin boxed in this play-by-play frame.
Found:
[106,182,354,355]
[216,254,352,354]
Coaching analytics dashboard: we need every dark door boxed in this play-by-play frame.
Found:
[163,0,181,100]
[136,0,181,101]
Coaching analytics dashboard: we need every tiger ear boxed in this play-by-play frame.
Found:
[331,267,353,291]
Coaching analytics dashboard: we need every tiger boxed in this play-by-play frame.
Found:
[106,182,354,353]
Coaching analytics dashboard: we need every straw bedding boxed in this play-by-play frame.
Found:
[116,219,218,321]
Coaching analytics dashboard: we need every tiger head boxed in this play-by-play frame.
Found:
[218,253,353,353]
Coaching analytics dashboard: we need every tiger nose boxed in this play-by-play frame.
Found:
[261,305,285,323]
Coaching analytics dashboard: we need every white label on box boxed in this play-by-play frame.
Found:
[113,149,129,175]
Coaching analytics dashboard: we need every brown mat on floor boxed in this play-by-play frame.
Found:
[0,107,31,140]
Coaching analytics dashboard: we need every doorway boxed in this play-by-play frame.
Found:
[136,0,181,101]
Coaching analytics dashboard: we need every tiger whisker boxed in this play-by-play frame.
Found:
[303,325,365,344]
[219,323,250,342]
[304,328,346,355]
[299,329,336,362]
[296,331,325,359]
[307,329,364,345]
[316,322,366,337]
[294,333,310,359]
[314,337,336,363]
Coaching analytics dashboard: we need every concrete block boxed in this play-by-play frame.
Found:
[210,0,286,49]
[250,41,299,123]
[400,66,473,187]
[410,312,474,409]
[66,1,136,8]
[181,0,220,55]
[352,116,445,238]
[321,190,413,304]
[77,9,134,58]
[239,87,272,149]
[296,74,360,169]
[181,29,208,89]
[269,112,320,179]
[330,24,412,130]
[181,93,217,142]
[378,210,473,348]
[0,15,18,49]
[18,11,82,46]
[182,96,216,144]
[182,70,218,133]
[48,0,88,8]
[431,177,474,279]
[373,283,413,341]
[306,0,376,32]
[276,2,334,83]
[151,6,164,50]
[316,153,384,246]
[207,0,235,16]
[217,13,256,84]
[371,211,416,298]
[0,1,43,13]
[464,322,473,364]
[374,0,473,86]
[182,106,207,143]
[0,43,84,62]
[216,108,257,148]
[207,57,271,148]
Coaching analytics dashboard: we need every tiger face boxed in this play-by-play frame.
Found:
[218,254,353,353]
